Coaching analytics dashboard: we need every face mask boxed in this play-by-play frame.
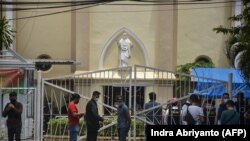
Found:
[224,99,229,103]
[115,102,122,108]
[95,97,99,101]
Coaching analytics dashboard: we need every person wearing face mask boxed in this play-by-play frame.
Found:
[116,96,131,141]
[2,92,23,141]
[85,91,104,141]
[215,93,229,125]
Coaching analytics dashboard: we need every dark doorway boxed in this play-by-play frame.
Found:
[103,86,145,115]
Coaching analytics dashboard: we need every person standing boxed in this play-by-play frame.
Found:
[164,98,180,125]
[144,92,162,125]
[215,93,229,125]
[2,92,23,141]
[85,91,104,141]
[116,96,131,141]
[68,93,84,141]
[183,94,204,125]
[220,100,240,125]
[235,92,248,125]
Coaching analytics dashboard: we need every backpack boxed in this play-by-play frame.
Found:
[184,106,196,125]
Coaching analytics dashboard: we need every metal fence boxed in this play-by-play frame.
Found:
[40,65,229,141]
[133,65,228,140]
[42,67,132,141]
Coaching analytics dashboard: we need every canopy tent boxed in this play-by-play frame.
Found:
[191,68,250,98]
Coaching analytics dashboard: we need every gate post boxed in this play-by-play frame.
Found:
[133,66,137,141]
[228,73,233,99]
[35,70,42,141]
[128,67,132,141]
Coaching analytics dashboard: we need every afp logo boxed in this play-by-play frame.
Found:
[222,129,246,138]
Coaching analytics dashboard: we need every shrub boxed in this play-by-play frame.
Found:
[47,117,86,136]
[47,116,145,137]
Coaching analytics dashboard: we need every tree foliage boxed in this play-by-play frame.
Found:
[213,0,250,84]
[177,61,214,74]
[175,61,214,97]
[0,17,15,50]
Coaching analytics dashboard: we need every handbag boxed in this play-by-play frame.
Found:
[184,106,196,125]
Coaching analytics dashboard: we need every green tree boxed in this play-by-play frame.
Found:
[213,0,250,84]
[175,61,214,97]
[0,16,15,50]
[177,61,214,74]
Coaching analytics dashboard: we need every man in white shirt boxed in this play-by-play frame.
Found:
[183,94,204,125]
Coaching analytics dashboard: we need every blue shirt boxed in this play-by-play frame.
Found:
[144,101,162,125]
[117,103,130,128]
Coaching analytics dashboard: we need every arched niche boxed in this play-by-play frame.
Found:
[98,27,150,69]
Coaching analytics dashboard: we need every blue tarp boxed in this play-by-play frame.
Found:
[191,68,250,98]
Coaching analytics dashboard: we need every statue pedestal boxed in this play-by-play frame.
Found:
[117,67,131,79]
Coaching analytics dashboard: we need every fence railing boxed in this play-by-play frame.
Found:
[41,65,228,141]
[132,65,228,139]
[43,67,133,141]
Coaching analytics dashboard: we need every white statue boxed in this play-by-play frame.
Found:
[117,33,133,67]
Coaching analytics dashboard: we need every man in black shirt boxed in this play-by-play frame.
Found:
[85,91,104,141]
[2,92,23,141]
[216,93,229,125]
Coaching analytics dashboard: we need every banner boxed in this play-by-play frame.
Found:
[0,68,24,87]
